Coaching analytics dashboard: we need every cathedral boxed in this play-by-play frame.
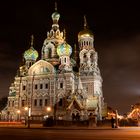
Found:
[1,5,107,123]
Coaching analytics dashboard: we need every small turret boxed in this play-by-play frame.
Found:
[23,35,38,68]
[78,15,94,50]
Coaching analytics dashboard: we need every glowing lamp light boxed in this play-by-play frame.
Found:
[47,107,51,112]
[17,110,21,114]
[24,107,28,111]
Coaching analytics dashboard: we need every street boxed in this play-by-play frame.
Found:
[0,127,140,140]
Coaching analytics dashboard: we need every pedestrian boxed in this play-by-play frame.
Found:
[111,117,115,128]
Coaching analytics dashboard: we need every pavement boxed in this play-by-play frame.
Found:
[0,122,116,130]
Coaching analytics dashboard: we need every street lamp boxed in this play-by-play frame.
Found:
[47,106,51,112]
[24,107,28,111]
[46,107,51,118]
[24,106,31,128]
[115,110,119,128]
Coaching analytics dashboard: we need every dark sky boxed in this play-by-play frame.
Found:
[0,0,140,115]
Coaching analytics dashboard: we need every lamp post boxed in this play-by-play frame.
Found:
[26,73,34,128]
[24,107,28,125]
[17,110,21,121]
[53,69,58,125]
[115,110,119,128]
[24,106,31,128]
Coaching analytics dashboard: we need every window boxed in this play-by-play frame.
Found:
[60,83,63,88]
[45,84,48,89]
[12,101,14,107]
[90,53,94,62]
[89,42,90,46]
[84,54,86,58]
[39,99,42,106]
[84,41,85,46]
[34,99,37,106]
[59,98,63,106]
[22,85,26,90]
[40,84,43,89]
[64,57,66,63]
[35,84,38,89]
[45,99,48,106]
[21,100,25,107]
[48,48,52,58]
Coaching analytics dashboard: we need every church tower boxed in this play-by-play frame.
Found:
[78,16,104,120]
[41,3,65,65]
[78,16,99,75]
[57,30,72,72]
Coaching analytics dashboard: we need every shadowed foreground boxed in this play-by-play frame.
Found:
[0,127,140,140]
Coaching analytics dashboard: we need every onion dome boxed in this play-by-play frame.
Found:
[51,2,60,23]
[57,42,72,57]
[78,15,94,38]
[24,47,38,61]
[52,12,60,21]
[24,35,38,61]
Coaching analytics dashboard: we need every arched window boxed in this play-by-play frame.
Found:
[45,83,48,89]
[90,53,94,62]
[83,53,87,62]
[12,101,14,107]
[48,48,52,58]
[87,41,88,46]
[22,85,26,90]
[40,84,43,89]
[39,99,42,106]
[60,83,63,88]
[21,100,25,107]
[35,84,38,89]
[59,98,63,106]
[45,99,48,106]
[89,42,90,46]
[34,99,37,106]
[64,57,67,63]
[84,41,85,46]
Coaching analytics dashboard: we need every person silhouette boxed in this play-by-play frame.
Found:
[111,117,115,128]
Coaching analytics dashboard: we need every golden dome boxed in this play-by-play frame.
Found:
[78,28,93,38]
[78,15,94,38]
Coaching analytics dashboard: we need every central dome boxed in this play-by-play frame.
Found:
[57,42,72,56]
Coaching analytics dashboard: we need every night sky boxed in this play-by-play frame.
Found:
[0,0,140,115]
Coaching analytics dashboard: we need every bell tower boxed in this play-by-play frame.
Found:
[78,16,99,75]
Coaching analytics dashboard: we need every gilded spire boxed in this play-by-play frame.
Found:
[84,15,87,29]
[51,2,60,24]
[63,28,66,40]
[74,44,77,60]
[30,34,34,48]
[55,2,57,11]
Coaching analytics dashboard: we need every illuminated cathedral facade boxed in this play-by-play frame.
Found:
[2,6,106,122]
